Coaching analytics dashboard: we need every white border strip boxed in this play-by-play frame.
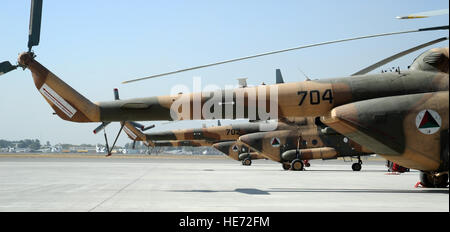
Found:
[123,126,138,140]
[39,84,77,118]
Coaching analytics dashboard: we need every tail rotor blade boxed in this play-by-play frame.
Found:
[0,61,17,76]
[28,0,43,51]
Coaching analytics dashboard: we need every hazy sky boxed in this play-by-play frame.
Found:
[0,0,448,146]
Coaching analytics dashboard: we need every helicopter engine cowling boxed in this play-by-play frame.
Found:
[410,47,449,74]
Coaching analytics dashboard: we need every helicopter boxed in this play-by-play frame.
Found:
[121,120,266,166]
[116,73,372,170]
[1,1,448,187]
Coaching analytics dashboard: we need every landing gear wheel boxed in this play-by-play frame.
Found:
[291,159,304,171]
[242,158,252,166]
[352,163,362,171]
[282,163,291,170]
[420,172,449,188]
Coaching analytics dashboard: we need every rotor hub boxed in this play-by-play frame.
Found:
[17,52,35,68]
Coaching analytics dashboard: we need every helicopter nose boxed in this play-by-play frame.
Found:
[212,142,230,156]
[238,133,265,153]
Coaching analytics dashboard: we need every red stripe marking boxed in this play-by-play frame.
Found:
[42,88,72,116]
[42,90,70,116]
[42,88,75,117]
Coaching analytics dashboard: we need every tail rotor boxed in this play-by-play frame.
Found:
[1,0,43,76]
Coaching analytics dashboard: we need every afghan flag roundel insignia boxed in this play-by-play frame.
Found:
[416,109,441,135]
[271,137,281,147]
[232,145,239,152]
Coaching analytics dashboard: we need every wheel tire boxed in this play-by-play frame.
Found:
[352,163,362,171]
[420,172,433,187]
[420,172,449,188]
[243,158,252,166]
[282,163,291,170]
[291,159,304,171]
[436,174,450,188]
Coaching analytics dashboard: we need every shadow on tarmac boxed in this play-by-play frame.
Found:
[170,187,448,195]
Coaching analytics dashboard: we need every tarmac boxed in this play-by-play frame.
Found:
[0,154,448,212]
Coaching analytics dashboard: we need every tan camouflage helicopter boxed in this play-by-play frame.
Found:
[125,117,374,171]
[235,117,373,171]
[92,88,266,165]
[212,141,266,166]
[119,75,373,171]
[1,1,448,187]
[120,119,266,166]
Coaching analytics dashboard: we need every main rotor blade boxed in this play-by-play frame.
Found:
[28,0,43,52]
[122,25,449,84]
[0,61,17,76]
[352,37,449,76]
[397,8,449,19]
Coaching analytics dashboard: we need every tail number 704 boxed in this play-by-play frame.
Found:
[297,89,333,106]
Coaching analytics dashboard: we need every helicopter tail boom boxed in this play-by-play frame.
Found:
[19,52,101,122]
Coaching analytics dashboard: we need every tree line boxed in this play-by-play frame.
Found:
[0,139,42,150]
[0,139,101,150]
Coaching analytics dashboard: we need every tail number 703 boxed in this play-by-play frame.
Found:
[297,89,333,106]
